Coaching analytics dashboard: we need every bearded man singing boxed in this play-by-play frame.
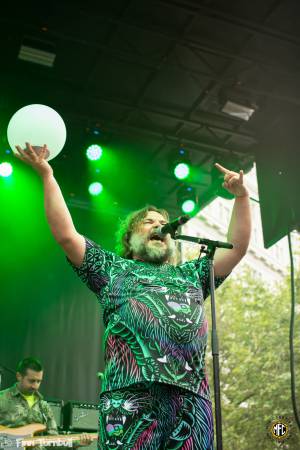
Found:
[16,143,251,450]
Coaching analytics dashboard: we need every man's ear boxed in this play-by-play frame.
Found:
[16,372,22,382]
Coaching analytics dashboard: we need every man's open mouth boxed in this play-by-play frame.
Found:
[149,233,164,242]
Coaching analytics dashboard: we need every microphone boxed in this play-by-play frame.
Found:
[158,215,191,237]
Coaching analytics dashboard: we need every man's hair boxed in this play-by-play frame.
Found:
[115,205,169,259]
[16,357,43,375]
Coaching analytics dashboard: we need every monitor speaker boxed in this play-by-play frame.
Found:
[46,399,64,430]
[64,401,99,431]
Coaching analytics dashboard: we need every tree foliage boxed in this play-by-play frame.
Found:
[205,268,300,449]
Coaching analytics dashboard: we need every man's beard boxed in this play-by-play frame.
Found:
[129,232,176,264]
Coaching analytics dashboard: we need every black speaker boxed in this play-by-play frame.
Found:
[46,399,64,430]
[64,402,99,431]
[255,114,300,248]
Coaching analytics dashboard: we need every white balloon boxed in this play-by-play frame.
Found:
[7,104,67,161]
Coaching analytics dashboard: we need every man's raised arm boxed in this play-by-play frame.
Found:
[213,163,251,277]
[15,143,85,267]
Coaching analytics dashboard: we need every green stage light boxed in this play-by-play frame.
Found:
[0,162,13,177]
[174,162,190,180]
[88,182,103,196]
[177,184,197,214]
[86,144,103,161]
[182,199,196,214]
[169,146,191,181]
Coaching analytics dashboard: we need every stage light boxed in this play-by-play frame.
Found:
[88,182,103,196]
[182,199,196,214]
[219,85,257,121]
[174,162,190,180]
[18,37,56,67]
[0,162,13,178]
[177,184,197,214]
[85,123,106,162]
[170,146,191,181]
[86,144,103,161]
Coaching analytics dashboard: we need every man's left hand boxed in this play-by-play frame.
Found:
[215,163,249,198]
[75,433,93,447]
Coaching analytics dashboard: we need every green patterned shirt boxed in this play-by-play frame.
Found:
[70,238,228,400]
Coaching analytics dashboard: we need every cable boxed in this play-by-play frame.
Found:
[288,232,300,431]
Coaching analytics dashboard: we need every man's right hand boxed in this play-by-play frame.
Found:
[15,142,53,178]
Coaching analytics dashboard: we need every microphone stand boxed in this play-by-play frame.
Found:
[174,232,233,450]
